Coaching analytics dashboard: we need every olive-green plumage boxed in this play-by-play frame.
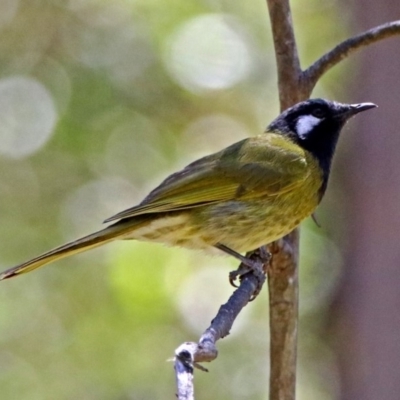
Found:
[0,99,376,280]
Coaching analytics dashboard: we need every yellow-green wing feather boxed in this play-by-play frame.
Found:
[105,134,309,222]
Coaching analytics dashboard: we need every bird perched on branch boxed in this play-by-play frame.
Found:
[0,99,376,281]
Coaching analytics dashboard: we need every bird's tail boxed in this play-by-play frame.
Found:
[0,220,142,280]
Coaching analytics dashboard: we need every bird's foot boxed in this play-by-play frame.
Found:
[215,244,271,300]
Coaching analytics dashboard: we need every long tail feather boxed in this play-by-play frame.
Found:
[0,220,141,280]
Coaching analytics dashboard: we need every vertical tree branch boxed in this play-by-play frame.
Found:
[267,233,299,400]
[264,1,305,400]
[266,0,307,108]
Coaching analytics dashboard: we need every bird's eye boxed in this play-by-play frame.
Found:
[311,108,326,119]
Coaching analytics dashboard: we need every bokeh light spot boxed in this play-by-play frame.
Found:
[0,0,19,30]
[60,177,139,239]
[165,14,253,92]
[0,76,57,158]
[180,114,251,160]
[63,5,154,87]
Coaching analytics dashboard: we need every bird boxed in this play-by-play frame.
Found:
[0,98,376,281]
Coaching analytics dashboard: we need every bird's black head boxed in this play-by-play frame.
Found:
[268,98,377,196]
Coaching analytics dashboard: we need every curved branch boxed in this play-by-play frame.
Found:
[304,20,400,92]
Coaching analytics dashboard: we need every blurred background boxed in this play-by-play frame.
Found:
[0,0,399,399]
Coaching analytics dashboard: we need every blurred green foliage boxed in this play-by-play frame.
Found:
[0,0,349,399]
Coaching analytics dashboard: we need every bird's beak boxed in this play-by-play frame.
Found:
[335,102,377,121]
[347,102,378,116]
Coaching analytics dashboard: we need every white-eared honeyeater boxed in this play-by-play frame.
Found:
[0,99,376,280]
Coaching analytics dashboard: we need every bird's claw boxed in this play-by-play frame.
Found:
[228,247,271,300]
[229,266,250,288]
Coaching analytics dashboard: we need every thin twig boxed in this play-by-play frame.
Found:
[174,252,268,399]
[304,20,400,93]
[175,347,195,400]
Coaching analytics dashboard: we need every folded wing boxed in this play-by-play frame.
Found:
[105,134,309,222]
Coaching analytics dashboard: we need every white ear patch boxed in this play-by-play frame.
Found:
[296,115,321,139]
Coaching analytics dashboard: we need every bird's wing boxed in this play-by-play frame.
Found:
[105,134,310,222]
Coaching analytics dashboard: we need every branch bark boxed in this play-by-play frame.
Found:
[266,0,305,107]
[267,234,299,400]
